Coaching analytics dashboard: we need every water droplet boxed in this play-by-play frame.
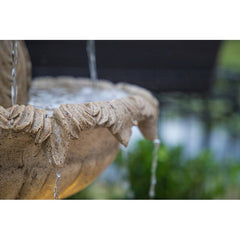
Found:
[54,169,62,200]
[56,171,61,178]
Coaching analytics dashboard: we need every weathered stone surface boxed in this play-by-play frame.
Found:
[0,40,31,107]
[0,41,159,199]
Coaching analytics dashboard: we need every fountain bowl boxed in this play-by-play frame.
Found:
[0,41,159,199]
[0,77,158,199]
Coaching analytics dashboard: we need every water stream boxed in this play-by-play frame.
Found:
[54,169,62,199]
[11,40,18,106]
[149,138,160,199]
[86,40,98,81]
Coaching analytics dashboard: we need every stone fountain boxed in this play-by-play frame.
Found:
[0,40,159,199]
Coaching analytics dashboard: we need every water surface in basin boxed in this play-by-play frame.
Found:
[28,84,128,116]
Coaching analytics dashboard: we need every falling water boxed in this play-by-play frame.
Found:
[54,169,62,200]
[11,40,18,106]
[149,138,161,199]
[86,40,98,81]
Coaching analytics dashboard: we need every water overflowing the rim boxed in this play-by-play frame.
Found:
[54,169,62,200]
[149,138,161,199]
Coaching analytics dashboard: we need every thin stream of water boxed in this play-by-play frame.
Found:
[11,40,18,106]
[86,40,98,81]
[149,138,161,199]
[54,169,62,200]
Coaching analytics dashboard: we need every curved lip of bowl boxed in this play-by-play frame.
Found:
[0,77,159,167]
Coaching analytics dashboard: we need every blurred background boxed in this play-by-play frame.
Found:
[26,40,240,199]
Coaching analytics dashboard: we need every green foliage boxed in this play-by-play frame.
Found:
[68,181,126,200]
[217,40,240,70]
[68,140,240,199]
[116,140,240,199]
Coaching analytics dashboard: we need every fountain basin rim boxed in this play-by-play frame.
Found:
[0,77,159,167]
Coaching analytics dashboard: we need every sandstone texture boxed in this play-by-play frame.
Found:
[0,40,31,107]
[0,41,159,199]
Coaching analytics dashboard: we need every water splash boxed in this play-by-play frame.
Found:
[11,40,18,106]
[54,169,62,200]
[149,138,160,199]
[86,40,98,81]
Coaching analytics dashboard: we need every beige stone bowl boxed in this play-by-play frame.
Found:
[0,76,159,199]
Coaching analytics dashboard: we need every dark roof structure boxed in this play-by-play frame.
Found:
[25,40,221,93]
